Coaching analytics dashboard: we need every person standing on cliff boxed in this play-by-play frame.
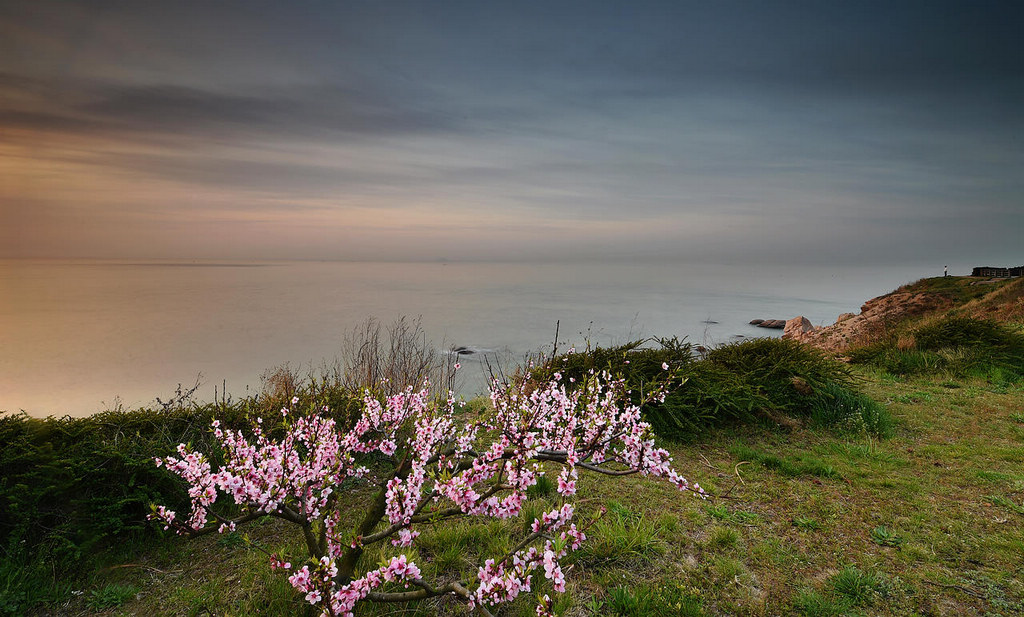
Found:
[944,265,948,277]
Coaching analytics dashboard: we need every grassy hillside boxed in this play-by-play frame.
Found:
[888,276,1022,309]
[5,280,1023,616]
[879,276,1024,327]
[844,277,1024,386]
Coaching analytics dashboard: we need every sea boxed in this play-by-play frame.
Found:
[0,259,934,417]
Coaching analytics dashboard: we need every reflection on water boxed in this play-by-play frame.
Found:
[0,259,925,417]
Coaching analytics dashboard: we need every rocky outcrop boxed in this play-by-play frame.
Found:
[782,316,816,339]
[752,319,786,329]
[782,291,953,352]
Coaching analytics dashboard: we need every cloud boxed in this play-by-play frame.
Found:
[0,1,1021,264]
[0,74,466,144]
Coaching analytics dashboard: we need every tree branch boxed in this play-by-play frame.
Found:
[182,510,266,537]
[339,457,412,581]
[365,579,462,602]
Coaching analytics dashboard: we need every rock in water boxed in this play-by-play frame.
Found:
[749,319,765,325]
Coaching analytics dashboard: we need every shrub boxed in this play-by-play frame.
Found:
[533,337,695,395]
[0,380,364,615]
[545,337,889,440]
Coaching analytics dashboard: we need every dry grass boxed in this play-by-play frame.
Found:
[960,277,1024,323]
[895,334,916,351]
[337,316,458,395]
[260,364,301,402]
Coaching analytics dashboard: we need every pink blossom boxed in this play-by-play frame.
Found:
[152,368,700,616]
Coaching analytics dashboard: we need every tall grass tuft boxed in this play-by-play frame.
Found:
[573,501,666,568]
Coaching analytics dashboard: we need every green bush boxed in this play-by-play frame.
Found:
[0,404,249,567]
[534,336,695,392]
[540,337,888,440]
[914,316,1016,350]
[646,361,771,436]
[0,384,362,615]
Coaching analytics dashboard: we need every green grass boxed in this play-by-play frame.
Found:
[706,526,740,550]
[85,583,139,610]
[574,501,666,568]
[727,445,843,480]
[989,495,1024,516]
[829,565,888,606]
[526,473,557,499]
[849,316,1024,383]
[792,589,854,617]
[792,517,822,531]
[704,504,758,525]
[792,565,890,615]
[601,583,704,617]
[39,367,1023,616]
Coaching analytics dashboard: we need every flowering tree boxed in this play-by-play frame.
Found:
[152,366,703,616]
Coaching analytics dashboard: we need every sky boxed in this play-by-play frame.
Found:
[1,0,1022,266]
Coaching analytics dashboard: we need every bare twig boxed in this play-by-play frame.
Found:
[719,461,750,499]
[697,452,717,471]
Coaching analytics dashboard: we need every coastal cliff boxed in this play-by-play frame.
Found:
[782,275,1024,352]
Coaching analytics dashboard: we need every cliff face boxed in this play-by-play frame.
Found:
[781,276,1024,353]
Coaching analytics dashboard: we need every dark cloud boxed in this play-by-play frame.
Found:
[0,75,466,144]
[0,1,1021,264]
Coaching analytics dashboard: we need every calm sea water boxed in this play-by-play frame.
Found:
[0,259,927,417]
